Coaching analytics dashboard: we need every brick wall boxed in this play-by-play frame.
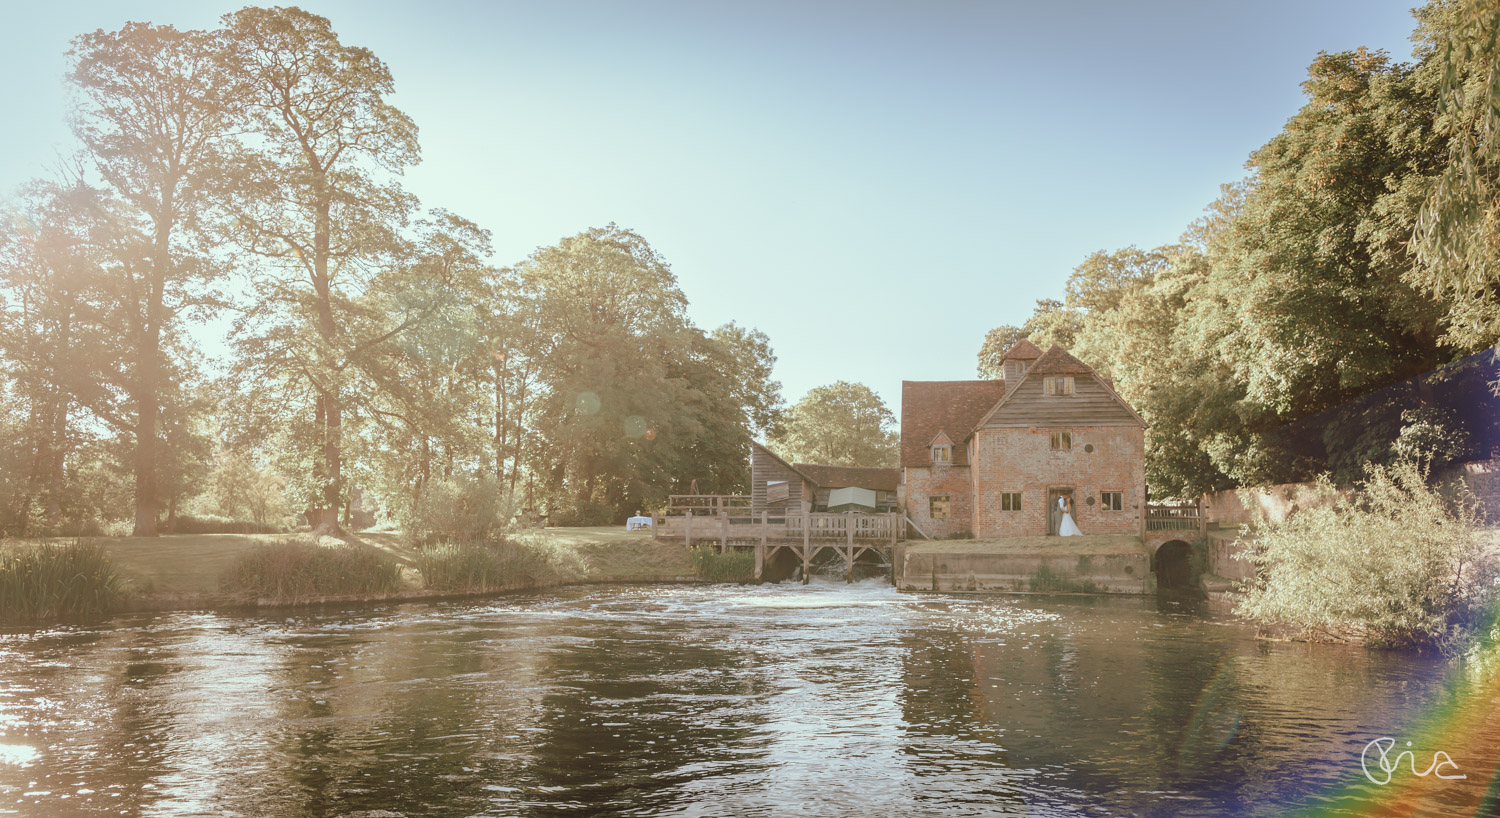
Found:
[970,425,1144,539]
[904,465,974,538]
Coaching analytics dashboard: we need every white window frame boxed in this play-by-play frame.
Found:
[1101,490,1123,512]
[1050,431,1072,450]
[1001,492,1022,512]
[931,444,951,463]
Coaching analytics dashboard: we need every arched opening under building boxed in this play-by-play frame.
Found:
[1155,540,1194,591]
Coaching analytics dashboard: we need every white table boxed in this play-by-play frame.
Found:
[626,516,653,531]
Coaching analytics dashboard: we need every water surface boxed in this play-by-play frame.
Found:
[0,581,1486,816]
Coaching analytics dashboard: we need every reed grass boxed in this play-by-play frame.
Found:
[219,538,403,601]
[690,546,756,583]
[0,539,125,621]
[416,535,588,592]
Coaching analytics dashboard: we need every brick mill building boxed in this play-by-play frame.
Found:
[900,341,1147,540]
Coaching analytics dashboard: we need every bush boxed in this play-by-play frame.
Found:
[1236,460,1498,652]
[690,546,756,583]
[549,500,617,528]
[167,514,285,535]
[0,539,125,621]
[416,534,588,592]
[219,538,403,601]
[404,477,516,548]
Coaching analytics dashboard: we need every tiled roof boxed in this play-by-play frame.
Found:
[1027,344,1096,375]
[900,380,1010,468]
[793,464,901,492]
[1002,339,1044,360]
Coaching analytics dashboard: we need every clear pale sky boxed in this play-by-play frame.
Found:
[1,1,1422,418]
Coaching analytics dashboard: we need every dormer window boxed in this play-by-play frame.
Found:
[931,444,951,463]
[1044,376,1075,396]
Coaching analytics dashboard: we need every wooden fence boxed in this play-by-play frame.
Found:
[1145,503,1203,532]
[666,494,751,516]
[654,511,903,546]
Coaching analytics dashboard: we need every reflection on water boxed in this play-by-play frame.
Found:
[0,580,1486,816]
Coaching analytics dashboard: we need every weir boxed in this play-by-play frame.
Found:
[653,504,902,583]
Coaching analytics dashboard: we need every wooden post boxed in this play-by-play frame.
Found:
[754,542,764,583]
[846,516,855,582]
[802,513,812,585]
[720,511,728,553]
[890,512,898,545]
[685,512,692,547]
[761,511,768,547]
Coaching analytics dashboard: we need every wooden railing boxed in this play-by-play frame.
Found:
[666,494,751,516]
[1146,503,1203,532]
[653,511,903,545]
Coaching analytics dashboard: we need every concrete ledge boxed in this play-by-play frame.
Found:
[899,535,1152,595]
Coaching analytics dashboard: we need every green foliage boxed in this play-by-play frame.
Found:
[415,535,588,592]
[403,477,516,548]
[690,546,756,583]
[198,448,293,528]
[770,380,898,468]
[1411,0,1500,334]
[219,538,403,600]
[1237,460,1498,652]
[166,514,284,536]
[0,539,125,621]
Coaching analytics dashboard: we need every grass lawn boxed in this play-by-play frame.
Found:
[17,525,692,598]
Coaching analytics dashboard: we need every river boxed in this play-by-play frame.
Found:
[0,580,1489,816]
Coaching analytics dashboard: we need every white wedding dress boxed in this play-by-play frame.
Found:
[1058,499,1082,537]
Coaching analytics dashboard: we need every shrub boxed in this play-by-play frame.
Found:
[1236,460,1498,653]
[219,538,403,600]
[690,546,756,583]
[549,500,617,528]
[404,477,516,548]
[0,539,124,621]
[168,514,285,535]
[416,534,588,592]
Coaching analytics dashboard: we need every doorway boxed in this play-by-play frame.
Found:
[1046,487,1074,536]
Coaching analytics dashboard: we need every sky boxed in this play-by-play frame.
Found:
[0,0,1425,420]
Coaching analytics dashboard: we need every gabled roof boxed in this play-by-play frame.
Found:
[900,380,1009,468]
[968,345,1146,433]
[751,440,816,485]
[793,464,900,493]
[1027,344,1097,375]
[1002,338,1044,360]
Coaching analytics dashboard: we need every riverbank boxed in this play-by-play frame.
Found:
[3,528,701,620]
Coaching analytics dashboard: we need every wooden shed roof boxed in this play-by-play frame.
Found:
[793,464,901,492]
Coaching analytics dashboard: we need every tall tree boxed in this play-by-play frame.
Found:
[1413,0,1500,336]
[68,22,238,535]
[771,381,898,468]
[219,6,420,529]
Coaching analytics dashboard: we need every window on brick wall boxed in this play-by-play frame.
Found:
[1044,376,1075,396]
[1001,492,1022,511]
[930,495,950,519]
[1051,431,1072,450]
[931,444,951,463]
[1101,491,1123,511]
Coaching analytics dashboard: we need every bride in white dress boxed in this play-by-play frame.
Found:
[1058,496,1082,537]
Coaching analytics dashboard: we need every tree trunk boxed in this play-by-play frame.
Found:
[131,207,171,537]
